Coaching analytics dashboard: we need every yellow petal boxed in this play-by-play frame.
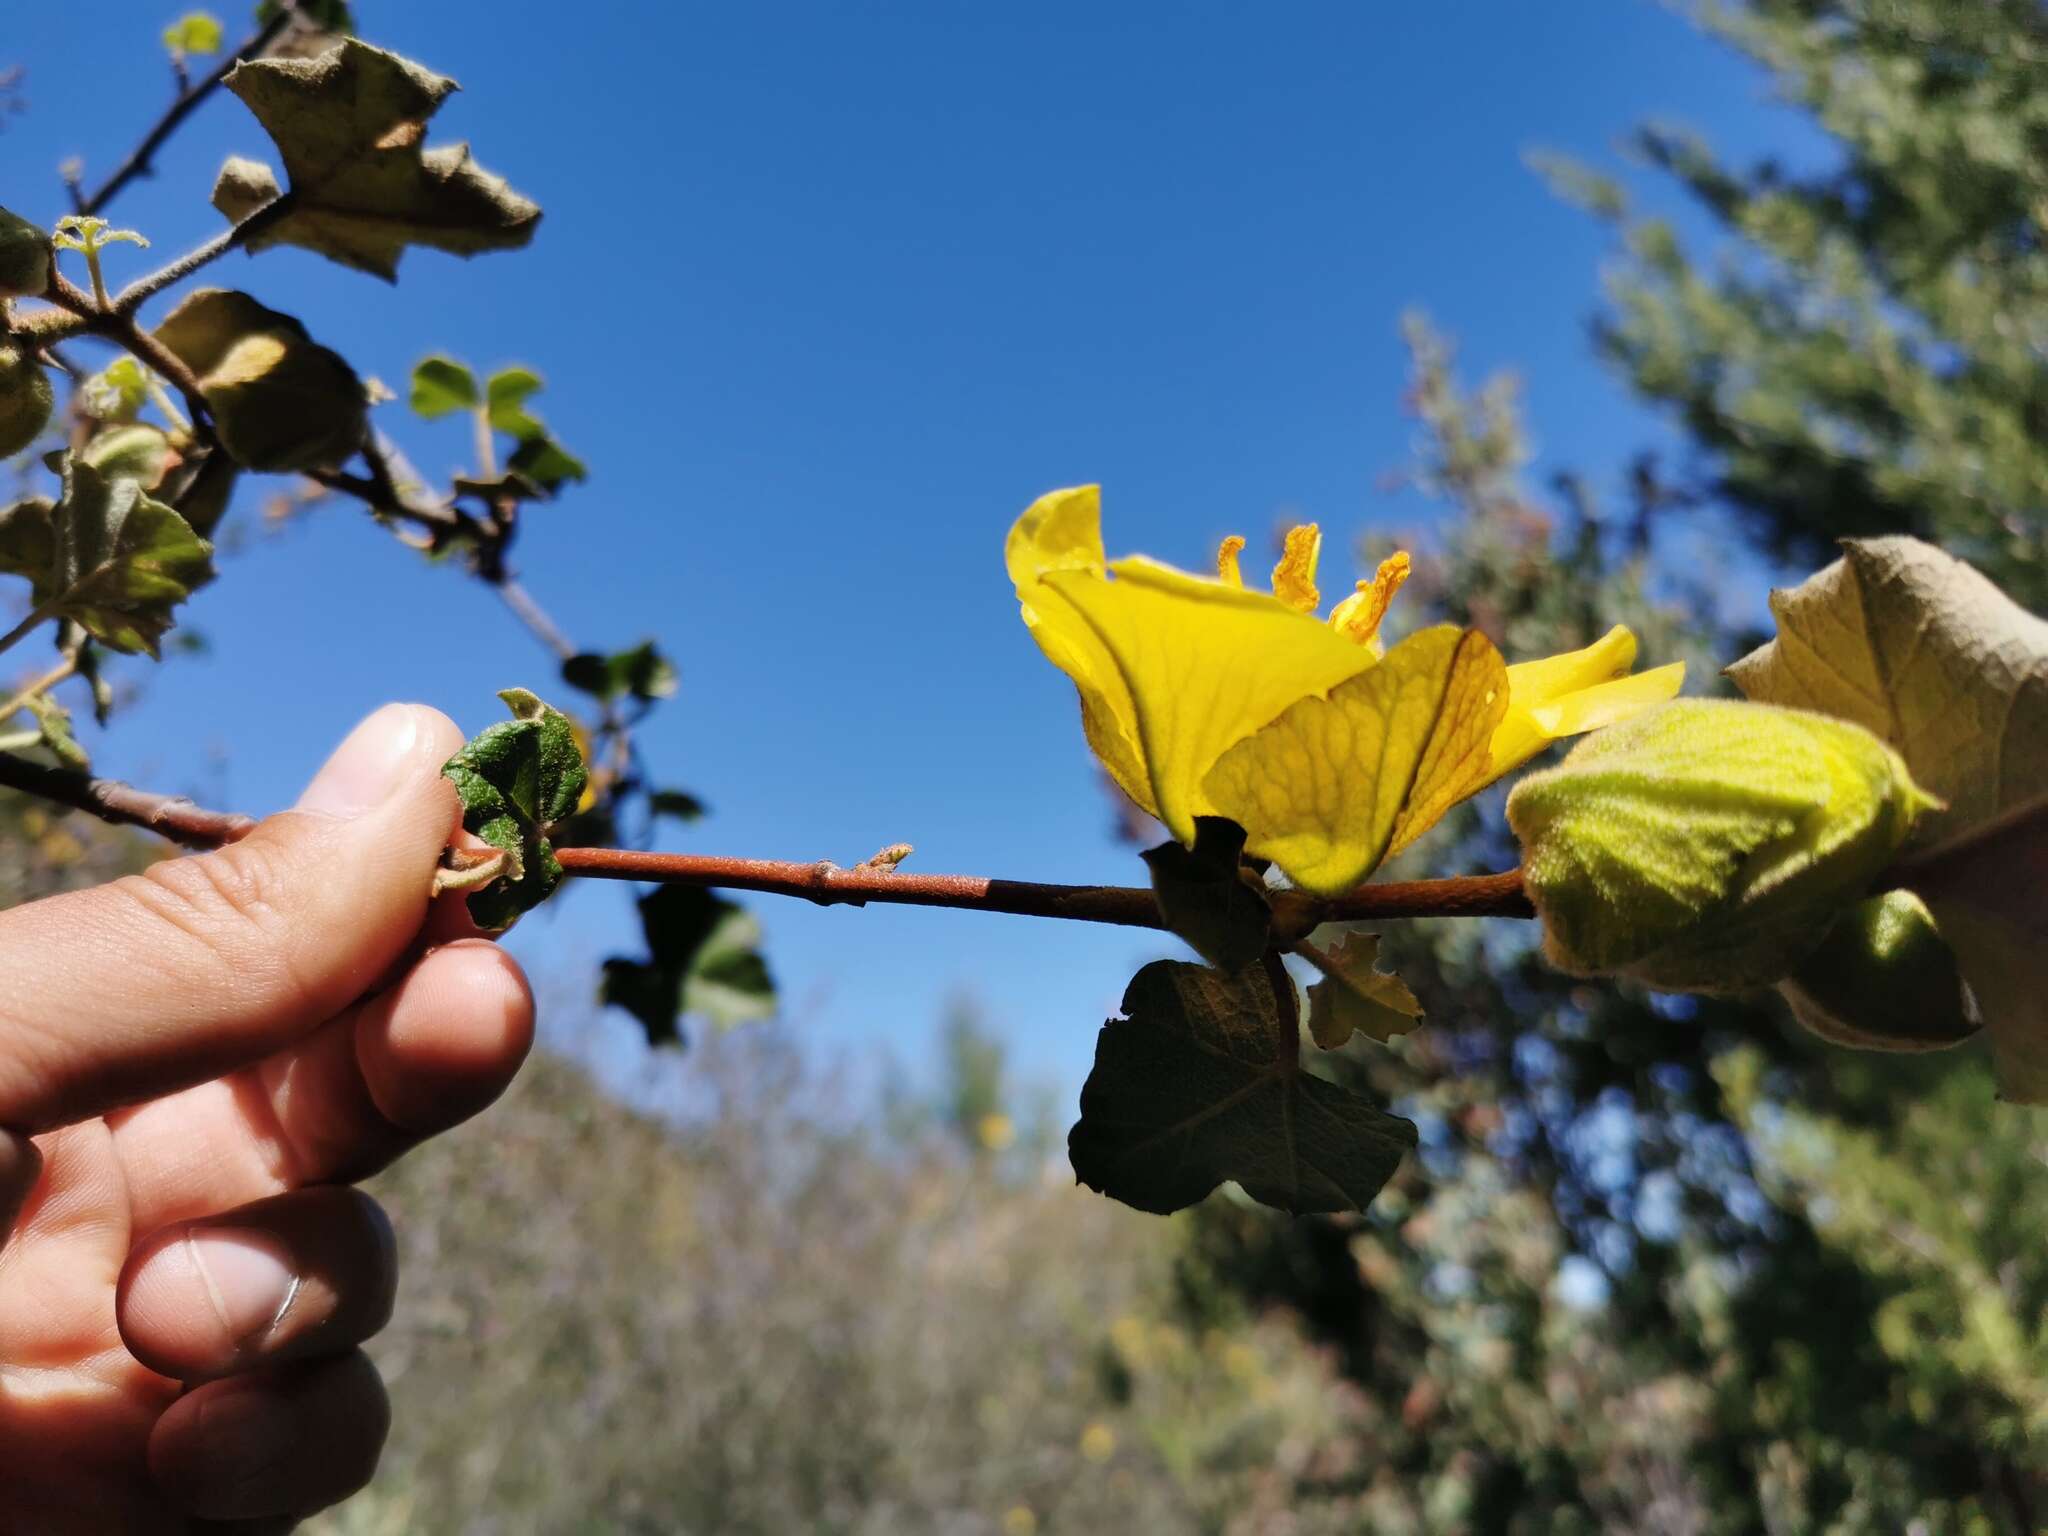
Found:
[1042,555,1376,842]
[1271,525,1321,612]
[1328,551,1413,651]
[1204,625,1508,893]
[1491,625,1685,776]
[1007,486,1156,815]
[1216,535,1246,587]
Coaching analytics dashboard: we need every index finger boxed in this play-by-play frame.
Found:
[0,704,467,1132]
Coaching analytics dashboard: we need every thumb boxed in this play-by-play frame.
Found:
[0,703,467,1132]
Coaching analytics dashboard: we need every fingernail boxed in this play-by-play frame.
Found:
[186,1227,299,1351]
[296,704,426,819]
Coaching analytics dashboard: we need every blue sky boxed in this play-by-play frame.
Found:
[5,3,1823,1101]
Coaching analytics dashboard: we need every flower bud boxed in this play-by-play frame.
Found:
[1777,890,1978,1051]
[1506,699,1936,991]
[0,206,51,300]
[0,343,53,458]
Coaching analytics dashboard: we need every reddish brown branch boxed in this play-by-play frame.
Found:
[0,755,1536,926]
[0,753,256,849]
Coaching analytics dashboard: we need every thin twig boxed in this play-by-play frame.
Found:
[496,579,578,661]
[76,8,297,217]
[110,194,297,314]
[0,753,256,849]
[0,655,77,724]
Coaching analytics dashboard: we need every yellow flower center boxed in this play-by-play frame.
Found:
[1211,528,1410,648]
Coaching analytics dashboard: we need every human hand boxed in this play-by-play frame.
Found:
[0,704,535,1532]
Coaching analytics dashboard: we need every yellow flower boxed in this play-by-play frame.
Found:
[1007,485,1685,894]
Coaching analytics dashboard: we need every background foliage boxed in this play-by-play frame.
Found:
[3,0,2044,1531]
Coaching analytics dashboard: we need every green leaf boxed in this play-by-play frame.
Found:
[1729,537,2048,1096]
[25,691,86,769]
[648,789,706,823]
[1068,960,1416,1216]
[154,288,365,472]
[438,687,588,932]
[600,885,776,1046]
[1506,699,1935,992]
[80,358,147,424]
[408,354,477,418]
[222,39,540,280]
[163,12,225,57]
[0,456,214,656]
[484,366,543,438]
[1141,815,1270,973]
[1305,934,1425,1049]
[81,425,172,490]
[506,433,586,494]
[560,641,677,704]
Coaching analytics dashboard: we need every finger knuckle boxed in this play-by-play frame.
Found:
[119,837,318,1010]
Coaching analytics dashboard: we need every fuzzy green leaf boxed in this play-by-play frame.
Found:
[223,39,540,280]
[1305,934,1425,1049]
[81,425,173,491]
[409,355,478,418]
[601,885,775,1046]
[439,688,588,932]
[0,456,214,656]
[1069,960,1415,1216]
[1141,816,1270,974]
[80,358,147,424]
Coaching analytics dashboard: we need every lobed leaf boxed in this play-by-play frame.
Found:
[1069,960,1415,1216]
[409,355,478,418]
[1305,934,1425,1050]
[1729,537,2048,1095]
[222,39,540,280]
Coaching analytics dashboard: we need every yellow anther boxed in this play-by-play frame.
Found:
[1329,551,1413,649]
[1216,535,1246,587]
[1270,524,1321,613]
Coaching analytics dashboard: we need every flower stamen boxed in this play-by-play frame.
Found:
[1216,535,1246,588]
[1329,551,1413,648]
[1272,525,1322,613]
